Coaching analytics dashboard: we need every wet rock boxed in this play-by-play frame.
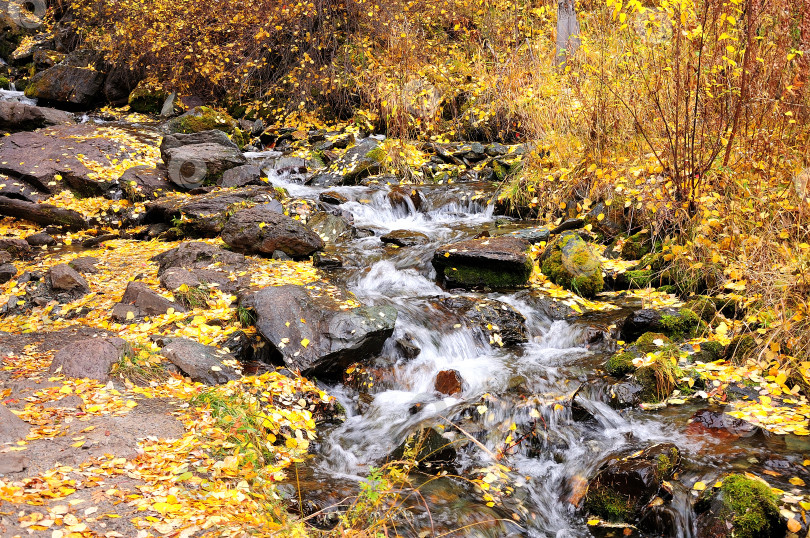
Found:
[436,295,528,345]
[310,138,385,186]
[550,218,585,235]
[540,231,604,298]
[47,263,89,294]
[0,237,31,259]
[584,443,680,523]
[112,281,185,321]
[49,337,130,381]
[432,236,532,290]
[24,232,54,247]
[119,166,174,202]
[381,229,429,247]
[69,256,99,274]
[390,427,458,470]
[143,186,279,237]
[308,211,354,243]
[160,338,240,385]
[609,381,644,408]
[24,62,105,108]
[621,308,704,343]
[312,251,343,268]
[435,370,464,395]
[222,205,323,258]
[0,263,16,284]
[218,164,263,188]
[0,124,148,197]
[396,335,421,358]
[511,289,580,320]
[695,474,784,538]
[0,404,29,444]
[0,101,74,131]
[687,409,763,439]
[241,284,397,377]
[387,185,423,212]
[319,191,348,205]
[505,226,551,244]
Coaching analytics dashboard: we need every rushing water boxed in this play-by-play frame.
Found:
[260,160,805,537]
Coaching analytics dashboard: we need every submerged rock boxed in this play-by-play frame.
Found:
[435,369,464,395]
[241,284,396,377]
[381,229,429,247]
[432,236,532,290]
[436,295,528,345]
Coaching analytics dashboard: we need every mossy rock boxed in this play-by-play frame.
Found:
[696,474,783,538]
[724,334,757,364]
[128,84,169,114]
[167,106,241,139]
[442,263,532,289]
[584,487,632,522]
[660,308,704,339]
[635,332,671,353]
[691,340,725,363]
[540,231,604,298]
[620,230,651,260]
[605,351,636,377]
[684,296,717,323]
[0,77,9,90]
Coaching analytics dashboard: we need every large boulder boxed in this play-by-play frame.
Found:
[160,338,240,385]
[221,206,324,258]
[540,231,604,298]
[584,443,680,523]
[695,474,784,538]
[143,186,280,237]
[218,164,263,188]
[24,51,106,109]
[310,138,386,186]
[0,124,158,197]
[163,143,246,189]
[49,337,130,381]
[241,285,397,377]
[164,106,240,136]
[0,101,74,131]
[432,236,532,290]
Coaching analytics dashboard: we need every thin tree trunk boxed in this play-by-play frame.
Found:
[555,0,581,68]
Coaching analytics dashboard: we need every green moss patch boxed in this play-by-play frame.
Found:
[660,308,704,339]
[635,332,671,353]
[584,487,632,522]
[605,351,636,377]
[719,474,781,538]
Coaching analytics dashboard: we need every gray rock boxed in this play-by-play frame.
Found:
[151,242,250,295]
[163,143,246,188]
[241,285,397,377]
[159,267,202,291]
[381,230,429,247]
[160,338,240,385]
[47,263,89,293]
[221,206,324,258]
[0,237,31,259]
[25,232,55,247]
[0,453,26,474]
[49,337,130,381]
[0,404,29,444]
[0,101,74,131]
[160,130,238,158]
[218,164,263,188]
[68,256,99,274]
[0,263,16,284]
[114,281,185,320]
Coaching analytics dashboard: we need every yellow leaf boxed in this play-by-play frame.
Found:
[693,481,706,491]
[301,338,310,348]
[587,519,600,526]
[789,476,806,486]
